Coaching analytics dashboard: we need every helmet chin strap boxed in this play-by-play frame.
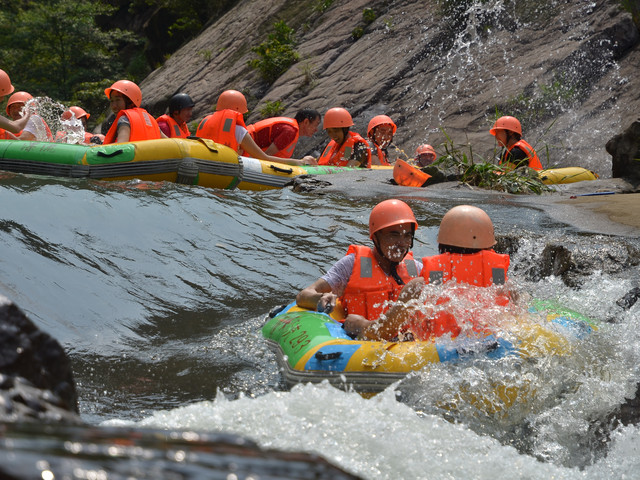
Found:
[372,234,415,286]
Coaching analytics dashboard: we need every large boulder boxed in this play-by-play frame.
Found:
[607,118,640,179]
[0,295,80,423]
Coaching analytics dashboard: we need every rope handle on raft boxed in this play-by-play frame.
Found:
[315,351,342,361]
[269,164,294,174]
[96,149,124,158]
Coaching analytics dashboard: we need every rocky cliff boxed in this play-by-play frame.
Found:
[140,0,640,178]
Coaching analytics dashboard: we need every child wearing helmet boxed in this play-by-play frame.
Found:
[196,90,316,167]
[0,69,31,139]
[103,80,164,144]
[157,93,195,138]
[367,114,397,166]
[350,205,511,341]
[414,144,437,167]
[490,116,542,171]
[297,199,423,330]
[317,107,371,168]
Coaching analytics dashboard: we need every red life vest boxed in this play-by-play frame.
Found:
[103,108,162,144]
[318,131,372,167]
[246,117,299,158]
[196,110,245,152]
[370,143,391,166]
[406,250,510,340]
[157,114,190,138]
[340,245,419,321]
[501,139,542,171]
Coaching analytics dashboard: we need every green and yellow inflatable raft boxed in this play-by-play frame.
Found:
[0,138,308,191]
[538,167,598,184]
[262,300,596,396]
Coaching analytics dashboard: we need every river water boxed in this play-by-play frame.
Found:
[1,171,640,478]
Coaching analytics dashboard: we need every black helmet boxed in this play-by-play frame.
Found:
[169,93,195,113]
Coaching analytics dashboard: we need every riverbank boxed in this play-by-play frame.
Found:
[293,170,640,237]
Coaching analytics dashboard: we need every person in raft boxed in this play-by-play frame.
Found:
[343,205,511,341]
[103,80,164,144]
[195,90,316,167]
[490,116,542,171]
[59,106,104,144]
[414,144,437,167]
[157,93,195,138]
[296,199,423,327]
[367,114,397,166]
[0,69,31,139]
[317,107,371,168]
[246,108,321,159]
[6,91,53,142]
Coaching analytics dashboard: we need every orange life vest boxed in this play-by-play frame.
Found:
[246,117,299,158]
[501,139,542,171]
[407,250,510,340]
[370,143,392,166]
[196,109,245,152]
[340,245,419,321]
[103,108,162,144]
[157,114,190,138]
[0,128,17,140]
[318,131,372,167]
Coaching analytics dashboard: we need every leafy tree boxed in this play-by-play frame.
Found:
[0,0,139,117]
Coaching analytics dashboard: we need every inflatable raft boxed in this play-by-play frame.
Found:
[539,167,598,184]
[262,300,596,396]
[0,138,307,191]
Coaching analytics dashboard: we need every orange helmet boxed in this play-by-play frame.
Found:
[0,69,14,97]
[69,106,89,120]
[437,205,496,249]
[369,199,418,239]
[104,80,142,107]
[367,115,397,137]
[490,116,522,136]
[216,90,248,113]
[6,91,33,115]
[323,107,354,129]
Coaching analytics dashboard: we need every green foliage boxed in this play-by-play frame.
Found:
[435,129,551,194]
[0,0,139,105]
[352,27,365,40]
[363,8,377,24]
[249,20,300,84]
[313,0,334,13]
[260,100,285,118]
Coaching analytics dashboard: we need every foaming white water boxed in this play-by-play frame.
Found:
[104,381,640,479]
[105,383,569,479]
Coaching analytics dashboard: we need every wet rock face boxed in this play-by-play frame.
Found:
[0,295,80,423]
[607,118,640,179]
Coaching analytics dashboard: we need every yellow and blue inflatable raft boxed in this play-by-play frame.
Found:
[262,300,596,395]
